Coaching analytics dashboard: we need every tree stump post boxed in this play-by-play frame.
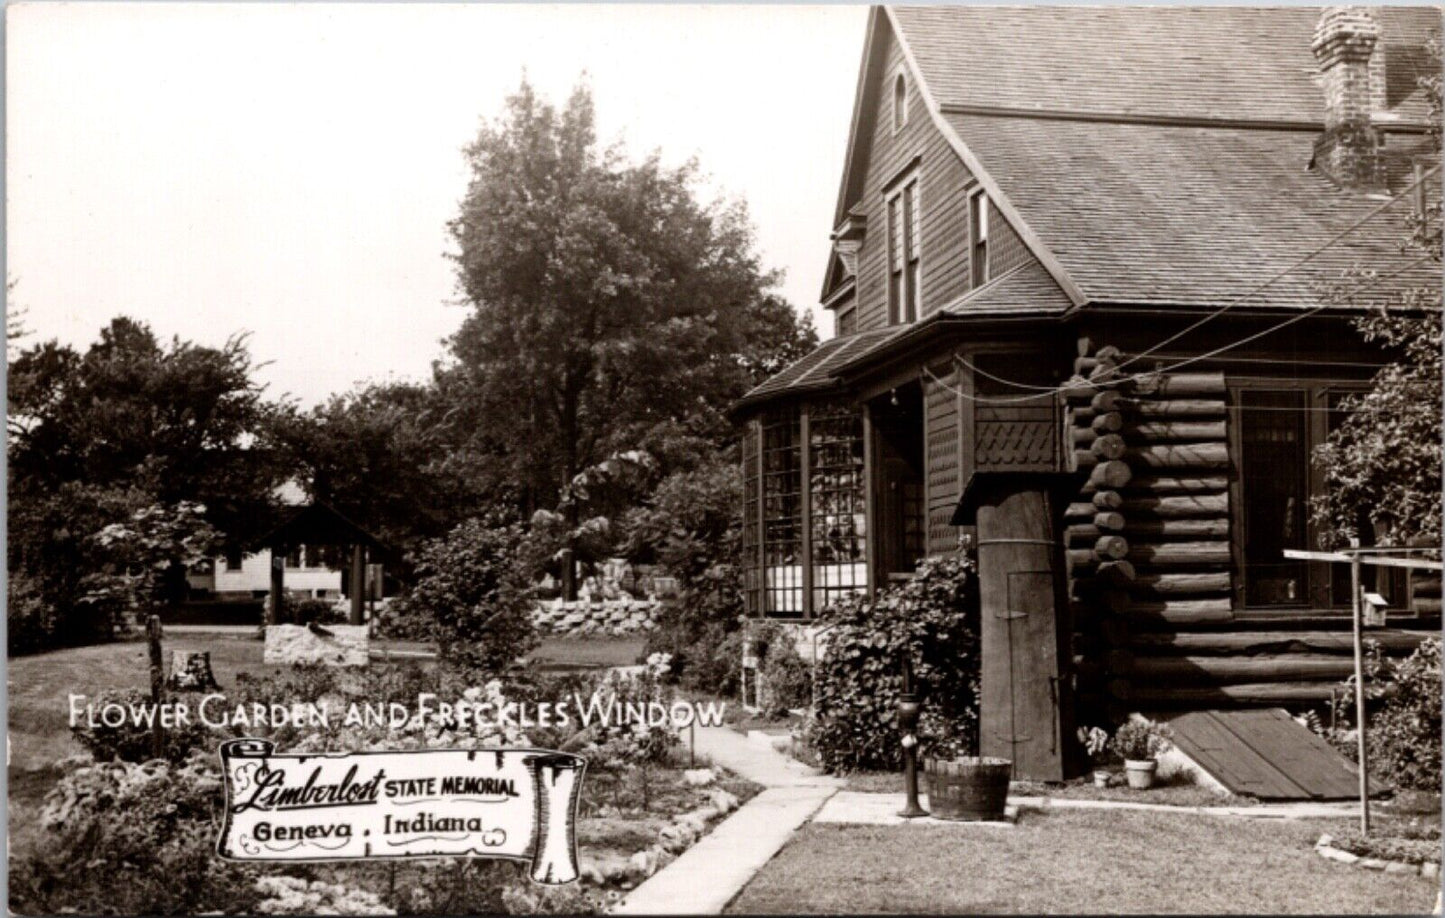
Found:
[147,615,165,758]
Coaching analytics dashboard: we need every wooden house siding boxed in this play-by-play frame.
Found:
[923,357,964,556]
[847,22,976,333]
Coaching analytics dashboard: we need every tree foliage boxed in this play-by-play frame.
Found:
[1312,44,1443,547]
[443,79,815,519]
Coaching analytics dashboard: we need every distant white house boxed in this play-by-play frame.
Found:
[186,481,382,601]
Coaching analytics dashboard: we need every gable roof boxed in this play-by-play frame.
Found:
[891,6,1439,127]
[880,4,1442,311]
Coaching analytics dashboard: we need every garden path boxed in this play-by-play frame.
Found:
[611,726,841,915]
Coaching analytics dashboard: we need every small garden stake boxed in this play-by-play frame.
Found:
[1350,544,1370,835]
[897,655,928,819]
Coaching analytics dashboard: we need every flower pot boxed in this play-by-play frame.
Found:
[1124,758,1158,789]
[924,756,1012,821]
[1092,769,1111,788]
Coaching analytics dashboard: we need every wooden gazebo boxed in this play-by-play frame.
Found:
[252,502,387,626]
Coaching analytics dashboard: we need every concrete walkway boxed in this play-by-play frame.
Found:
[613,727,840,915]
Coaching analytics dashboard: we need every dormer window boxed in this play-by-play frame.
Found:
[887,173,921,324]
[969,187,990,287]
[892,71,908,133]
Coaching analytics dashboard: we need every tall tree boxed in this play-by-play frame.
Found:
[8,317,283,636]
[443,80,815,523]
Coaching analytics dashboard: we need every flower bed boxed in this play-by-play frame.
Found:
[1317,831,1442,878]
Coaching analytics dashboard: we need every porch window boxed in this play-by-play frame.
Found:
[809,399,867,610]
[761,406,803,616]
[742,399,868,618]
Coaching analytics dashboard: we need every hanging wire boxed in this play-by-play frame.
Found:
[936,252,1437,405]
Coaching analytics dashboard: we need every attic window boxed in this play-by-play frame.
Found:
[969,188,989,287]
[892,72,908,132]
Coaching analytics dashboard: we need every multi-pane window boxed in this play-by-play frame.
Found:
[742,400,868,618]
[887,176,921,324]
[1239,390,1308,606]
[809,400,867,611]
[761,406,803,615]
[969,188,989,287]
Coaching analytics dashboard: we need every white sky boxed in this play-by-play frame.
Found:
[7,2,866,405]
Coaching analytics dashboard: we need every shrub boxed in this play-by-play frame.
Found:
[751,622,811,717]
[807,556,980,772]
[7,570,59,656]
[1110,718,1173,761]
[71,687,214,764]
[633,463,748,692]
[392,516,538,674]
[1338,638,1441,792]
[292,597,347,626]
[9,753,263,915]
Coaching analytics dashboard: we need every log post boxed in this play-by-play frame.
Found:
[147,615,165,759]
[350,544,366,626]
[268,548,285,626]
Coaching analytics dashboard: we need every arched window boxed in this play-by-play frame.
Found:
[892,71,908,132]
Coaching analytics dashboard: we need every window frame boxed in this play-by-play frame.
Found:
[885,171,922,325]
[969,187,990,288]
[1227,378,1392,617]
[892,71,908,133]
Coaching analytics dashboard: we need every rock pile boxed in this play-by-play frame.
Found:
[532,598,658,637]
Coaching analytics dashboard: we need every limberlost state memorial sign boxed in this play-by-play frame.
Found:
[217,739,587,884]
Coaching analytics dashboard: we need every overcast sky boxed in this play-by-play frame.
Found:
[8,3,866,405]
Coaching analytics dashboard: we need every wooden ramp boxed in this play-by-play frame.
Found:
[1162,708,1370,800]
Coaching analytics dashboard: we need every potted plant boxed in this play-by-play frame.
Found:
[1077,726,1112,787]
[1110,718,1174,789]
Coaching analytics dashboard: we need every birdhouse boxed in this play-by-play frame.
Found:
[1362,591,1388,629]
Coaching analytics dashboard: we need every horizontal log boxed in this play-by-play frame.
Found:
[1073,655,1103,681]
[1123,475,1229,496]
[1117,681,1350,706]
[1119,494,1229,518]
[1415,597,1442,614]
[1130,421,1228,442]
[1128,629,1435,656]
[1097,560,1137,584]
[1068,549,1095,569]
[1089,460,1132,490]
[1092,433,1127,460]
[1095,535,1130,561]
[1124,518,1230,540]
[1091,411,1124,434]
[1066,501,1097,520]
[1129,572,1232,596]
[1127,541,1233,567]
[1094,511,1126,532]
[1118,398,1227,418]
[1091,390,1126,413]
[1062,377,1100,402]
[1130,372,1226,397]
[1126,442,1230,470]
[1122,654,1359,684]
[1411,575,1442,595]
[1067,524,1101,545]
[1092,490,1123,511]
[1115,597,1235,624]
[1074,450,1100,472]
[1072,426,1098,446]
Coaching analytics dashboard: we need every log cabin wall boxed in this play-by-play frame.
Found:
[1061,335,1436,725]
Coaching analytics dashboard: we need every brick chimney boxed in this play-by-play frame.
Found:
[1311,7,1384,190]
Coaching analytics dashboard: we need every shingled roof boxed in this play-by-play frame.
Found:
[889,4,1442,311]
[744,6,1442,409]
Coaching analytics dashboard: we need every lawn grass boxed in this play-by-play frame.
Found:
[727,809,1437,914]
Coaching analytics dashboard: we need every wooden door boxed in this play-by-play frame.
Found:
[975,486,1071,781]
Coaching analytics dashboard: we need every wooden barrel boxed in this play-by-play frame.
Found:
[924,756,1012,821]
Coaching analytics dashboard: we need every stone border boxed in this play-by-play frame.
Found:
[1316,833,1441,879]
